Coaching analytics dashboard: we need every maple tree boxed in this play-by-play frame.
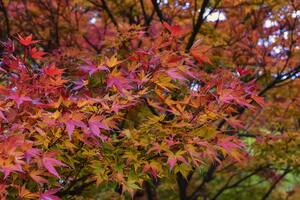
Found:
[0,0,299,199]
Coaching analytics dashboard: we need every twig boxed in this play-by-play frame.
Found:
[151,0,170,23]
[212,166,267,200]
[188,154,223,200]
[100,0,119,29]
[0,0,10,37]
[89,0,119,30]
[140,0,151,26]
[261,168,290,200]
[82,34,101,53]
[185,0,210,52]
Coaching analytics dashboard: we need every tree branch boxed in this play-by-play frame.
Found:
[82,34,101,53]
[65,180,96,196]
[140,0,151,26]
[185,0,210,52]
[144,180,159,200]
[89,0,119,30]
[0,0,10,37]
[151,0,170,23]
[261,168,290,200]
[177,172,190,200]
[188,154,224,200]
[212,166,267,200]
[100,0,119,29]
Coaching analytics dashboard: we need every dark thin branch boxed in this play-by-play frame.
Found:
[177,172,189,200]
[212,166,267,200]
[140,0,151,26]
[188,155,224,200]
[176,170,195,200]
[0,0,10,37]
[89,0,119,30]
[185,0,210,52]
[261,168,290,200]
[192,0,198,26]
[151,0,170,23]
[48,128,66,148]
[237,133,258,138]
[144,180,159,200]
[258,64,300,96]
[100,0,119,29]
[53,1,60,47]
[278,11,297,75]
[82,34,101,53]
[65,180,96,196]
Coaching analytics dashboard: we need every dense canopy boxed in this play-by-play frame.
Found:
[0,0,299,199]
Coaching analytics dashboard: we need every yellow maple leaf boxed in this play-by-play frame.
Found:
[106,55,123,68]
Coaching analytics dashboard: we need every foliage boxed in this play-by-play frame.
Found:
[0,0,299,199]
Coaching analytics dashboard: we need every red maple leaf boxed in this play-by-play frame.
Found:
[29,47,47,59]
[63,113,86,139]
[237,67,252,76]
[43,64,64,76]
[7,93,32,108]
[80,62,108,76]
[17,34,40,46]
[162,22,189,37]
[190,50,212,65]
[88,116,110,138]
[42,152,66,178]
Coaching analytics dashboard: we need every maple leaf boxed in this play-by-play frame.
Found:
[24,147,40,162]
[63,113,86,139]
[235,97,255,109]
[43,64,64,76]
[107,73,133,93]
[236,67,252,76]
[42,153,67,178]
[218,137,245,155]
[1,164,24,179]
[162,22,189,37]
[143,162,159,178]
[88,116,110,139]
[225,117,245,129]
[166,68,186,81]
[18,185,39,199]
[147,143,164,154]
[29,47,47,59]
[0,110,7,121]
[2,57,20,71]
[40,189,61,200]
[7,92,32,108]
[190,50,212,65]
[166,151,188,170]
[251,94,265,107]
[106,55,123,68]
[216,88,235,104]
[111,101,129,113]
[29,170,48,184]
[80,62,108,76]
[167,156,177,170]
[73,79,88,90]
[17,34,40,46]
